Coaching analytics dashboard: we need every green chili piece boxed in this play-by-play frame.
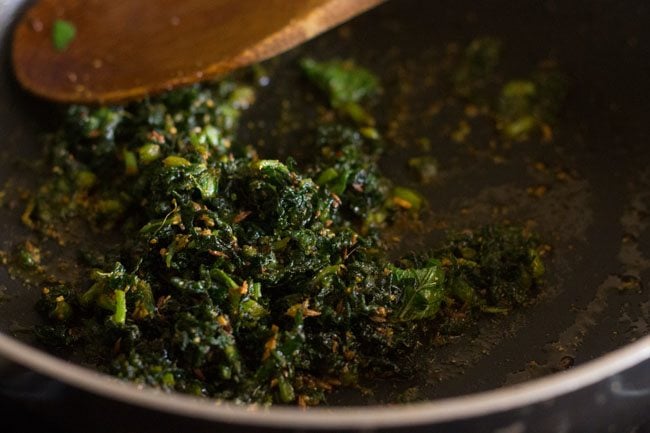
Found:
[112,289,127,325]
[123,150,138,175]
[278,375,295,403]
[52,19,76,52]
[392,186,424,210]
[163,156,191,167]
[138,144,161,164]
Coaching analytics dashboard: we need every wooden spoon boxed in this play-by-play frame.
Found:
[12,0,384,104]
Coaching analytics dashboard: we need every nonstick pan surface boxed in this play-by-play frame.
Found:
[0,0,649,432]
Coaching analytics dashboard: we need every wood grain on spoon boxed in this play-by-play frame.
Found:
[12,0,384,104]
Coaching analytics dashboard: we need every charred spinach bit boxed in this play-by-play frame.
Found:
[450,37,566,142]
[29,58,545,405]
[453,37,502,99]
[408,156,439,184]
[496,70,568,140]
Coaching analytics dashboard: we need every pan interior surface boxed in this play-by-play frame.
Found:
[0,0,649,418]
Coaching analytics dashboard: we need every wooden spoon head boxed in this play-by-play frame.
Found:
[12,0,384,104]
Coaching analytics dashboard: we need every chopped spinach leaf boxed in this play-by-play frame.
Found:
[12,44,552,406]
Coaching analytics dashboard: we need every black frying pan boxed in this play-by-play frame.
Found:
[0,0,649,432]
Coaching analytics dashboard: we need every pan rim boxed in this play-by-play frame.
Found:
[0,331,648,428]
